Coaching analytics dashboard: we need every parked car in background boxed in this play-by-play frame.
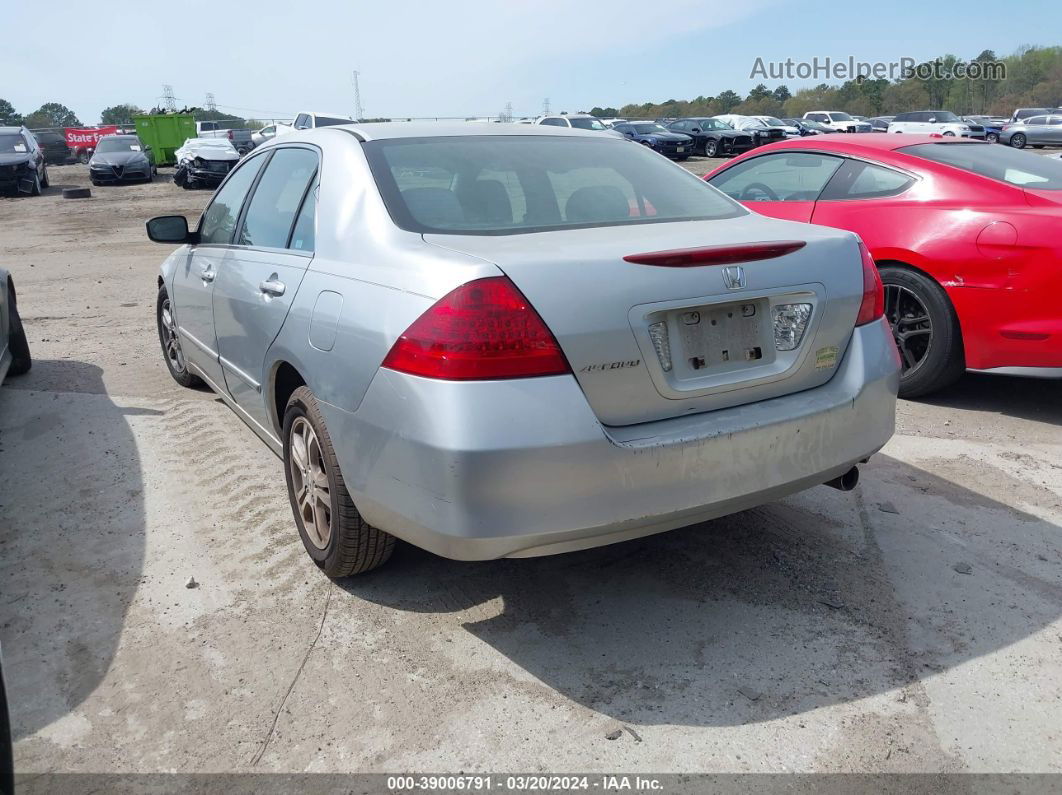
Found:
[781,118,831,136]
[252,125,280,147]
[1010,107,1062,122]
[706,135,1062,396]
[0,126,48,196]
[666,117,755,157]
[612,121,693,158]
[172,138,240,189]
[535,114,626,139]
[750,116,802,138]
[803,112,873,133]
[31,130,71,164]
[962,116,1004,143]
[713,115,787,146]
[89,134,157,185]
[146,122,897,577]
[1,267,32,384]
[1000,115,1062,149]
[888,111,986,139]
[277,111,354,136]
[867,116,895,132]
[196,121,256,155]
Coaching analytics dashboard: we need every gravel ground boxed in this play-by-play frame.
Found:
[1,163,1060,778]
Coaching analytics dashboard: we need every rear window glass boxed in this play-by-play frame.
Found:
[899,143,1062,191]
[364,136,744,235]
[315,116,351,127]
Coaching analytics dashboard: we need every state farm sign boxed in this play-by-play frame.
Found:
[64,126,120,149]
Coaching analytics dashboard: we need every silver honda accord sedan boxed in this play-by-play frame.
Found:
[146,123,900,577]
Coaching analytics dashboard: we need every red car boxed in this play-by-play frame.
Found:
[705,134,1062,397]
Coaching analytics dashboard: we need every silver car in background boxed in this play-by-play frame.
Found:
[1000,114,1062,149]
[147,123,899,577]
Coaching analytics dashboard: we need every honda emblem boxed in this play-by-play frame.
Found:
[721,265,746,290]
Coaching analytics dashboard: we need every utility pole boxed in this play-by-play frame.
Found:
[162,84,177,112]
[504,102,514,122]
[352,71,364,122]
[543,97,550,116]
[205,93,217,111]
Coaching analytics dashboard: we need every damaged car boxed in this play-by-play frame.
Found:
[88,134,157,185]
[173,138,240,190]
[0,127,48,196]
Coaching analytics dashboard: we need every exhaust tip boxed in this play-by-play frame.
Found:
[824,466,860,492]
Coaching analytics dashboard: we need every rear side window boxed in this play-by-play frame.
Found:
[198,155,268,245]
[1025,116,1048,125]
[709,153,843,202]
[899,142,1062,191]
[365,135,744,235]
[315,116,352,127]
[237,148,318,249]
[289,185,317,251]
[820,160,916,200]
[540,118,568,127]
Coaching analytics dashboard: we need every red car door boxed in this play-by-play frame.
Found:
[707,151,845,223]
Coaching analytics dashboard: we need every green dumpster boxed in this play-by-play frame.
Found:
[133,114,196,166]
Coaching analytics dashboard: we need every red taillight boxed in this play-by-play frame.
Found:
[381,276,571,380]
[855,241,884,326]
[623,240,806,267]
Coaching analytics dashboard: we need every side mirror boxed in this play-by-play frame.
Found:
[928,117,936,124]
[691,127,701,133]
[623,131,634,137]
[146,215,195,244]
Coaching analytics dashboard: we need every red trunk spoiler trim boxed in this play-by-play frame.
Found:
[623,240,807,267]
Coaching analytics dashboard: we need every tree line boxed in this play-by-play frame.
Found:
[588,45,1061,120]
[0,100,266,130]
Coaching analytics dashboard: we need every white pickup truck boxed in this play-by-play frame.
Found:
[275,112,355,137]
[195,121,255,154]
[802,111,873,133]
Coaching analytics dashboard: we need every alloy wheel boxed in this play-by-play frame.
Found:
[289,417,332,550]
[160,298,186,373]
[884,284,932,375]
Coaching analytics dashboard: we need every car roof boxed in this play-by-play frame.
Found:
[310,121,620,142]
[751,133,988,154]
[0,126,26,134]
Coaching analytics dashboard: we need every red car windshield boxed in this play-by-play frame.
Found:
[900,143,1062,191]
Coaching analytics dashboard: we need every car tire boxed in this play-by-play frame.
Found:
[703,139,718,157]
[41,166,49,189]
[29,173,41,197]
[156,285,202,389]
[942,131,955,136]
[987,133,999,143]
[7,288,31,377]
[283,386,395,578]
[879,265,964,399]
[1010,133,1026,149]
[78,151,90,164]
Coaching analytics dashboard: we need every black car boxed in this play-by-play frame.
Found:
[781,118,833,136]
[612,122,694,159]
[866,116,894,132]
[666,117,755,157]
[32,129,71,164]
[88,135,156,185]
[0,126,49,195]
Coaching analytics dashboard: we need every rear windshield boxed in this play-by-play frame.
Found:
[829,112,853,121]
[567,117,608,131]
[900,142,1062,191]
[365,135,745,235]
[315,116,352,127]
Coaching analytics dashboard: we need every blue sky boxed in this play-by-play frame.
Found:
[3,0,1058,124]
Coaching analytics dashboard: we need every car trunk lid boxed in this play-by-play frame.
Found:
[425,216,865,426]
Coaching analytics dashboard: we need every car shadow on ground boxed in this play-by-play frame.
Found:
[0,360,158,740]
[339,452,1061,728]
[913,372,1062,425]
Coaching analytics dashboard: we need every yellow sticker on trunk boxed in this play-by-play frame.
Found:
[815,346,839,369]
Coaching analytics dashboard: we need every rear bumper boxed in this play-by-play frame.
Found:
[320,317,900,561]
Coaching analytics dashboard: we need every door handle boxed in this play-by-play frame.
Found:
[259,278,286,297]
[200,264,216,283]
